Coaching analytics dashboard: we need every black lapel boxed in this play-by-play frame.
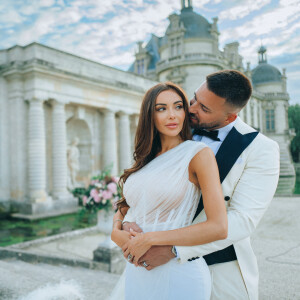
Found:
[193,127,259,221]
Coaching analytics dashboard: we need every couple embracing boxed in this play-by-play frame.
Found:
[110,70,280,300]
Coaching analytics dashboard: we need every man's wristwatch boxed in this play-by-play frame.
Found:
[171,246,177,257]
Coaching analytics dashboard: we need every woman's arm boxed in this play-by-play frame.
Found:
[111,207,131,248]
[123,147,228,264]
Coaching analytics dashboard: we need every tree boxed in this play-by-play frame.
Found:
[288,104,300,162]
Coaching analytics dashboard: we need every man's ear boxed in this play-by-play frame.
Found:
[225,113,237,124]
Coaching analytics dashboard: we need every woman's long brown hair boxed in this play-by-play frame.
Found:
[117,82,192,211]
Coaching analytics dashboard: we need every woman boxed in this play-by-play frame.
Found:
[110,82,227,300]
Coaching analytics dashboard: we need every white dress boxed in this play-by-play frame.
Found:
[110,140,211,300]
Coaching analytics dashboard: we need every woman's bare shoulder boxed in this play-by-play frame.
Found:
[189,146,215,171]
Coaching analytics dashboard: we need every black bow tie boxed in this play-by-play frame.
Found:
[193,128,220,141]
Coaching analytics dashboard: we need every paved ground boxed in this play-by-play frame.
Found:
[251,196,300,299]
[0,196,299,300]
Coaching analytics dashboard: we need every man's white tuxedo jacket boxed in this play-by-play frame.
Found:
[177,118,280,300]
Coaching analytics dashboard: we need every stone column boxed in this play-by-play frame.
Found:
[103,109,118,175]
[28,98,48,201]
[130,114,139,161]
[275,101,286,134]
[52,100,69,199]
[0,78,10,204]
[119,112,132,172]
[8,74,26,201]
[258,102,263,132]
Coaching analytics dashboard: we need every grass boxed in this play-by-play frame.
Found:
[0,210,97,247]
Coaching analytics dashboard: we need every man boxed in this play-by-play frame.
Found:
[122,70,280,300]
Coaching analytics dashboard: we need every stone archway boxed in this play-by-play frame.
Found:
[66,117,92,184]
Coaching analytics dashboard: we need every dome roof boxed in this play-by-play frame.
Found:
[251,63,282,85]
[180,8,212,38]
[165,7,212,39]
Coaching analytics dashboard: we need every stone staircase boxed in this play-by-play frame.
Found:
[269,135,296,195]
[277,139,295,177]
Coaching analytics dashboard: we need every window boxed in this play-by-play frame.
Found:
[170,37,181,57]
[265,109,275,132]
[137,59,144,75]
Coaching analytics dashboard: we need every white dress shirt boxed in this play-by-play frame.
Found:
[192,118,238,155]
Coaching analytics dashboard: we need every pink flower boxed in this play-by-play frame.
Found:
[107,182,117,194]
[102,189,113,200]
[112,176,119,184]
[90,188,100,203]
[83,196,88,206]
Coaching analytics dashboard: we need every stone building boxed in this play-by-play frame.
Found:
[130,0,295,193]
[0,43,155,216]
[0,0,295,216]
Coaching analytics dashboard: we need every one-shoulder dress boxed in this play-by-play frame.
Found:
[110,140,211,300]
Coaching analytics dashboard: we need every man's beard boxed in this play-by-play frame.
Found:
[189,116,222,131]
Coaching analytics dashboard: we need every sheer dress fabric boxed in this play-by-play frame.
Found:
[109,140,211,300]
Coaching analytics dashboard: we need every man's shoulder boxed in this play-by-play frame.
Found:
[235,118,279,150]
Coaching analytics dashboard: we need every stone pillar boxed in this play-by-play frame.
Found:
[8,74,26,201]
[0,78,10,205]
[119,112,132,172]
[28,98,48,201]
[258,102,263,132]
[51,100,69,199]
[103,109,118,175]
[275,101,286,134]
[130,114,139,161]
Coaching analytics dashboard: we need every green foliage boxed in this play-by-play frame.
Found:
[294,179,300,195]
[288,104,300,162]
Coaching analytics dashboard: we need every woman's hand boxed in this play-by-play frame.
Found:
[122,230,152,266]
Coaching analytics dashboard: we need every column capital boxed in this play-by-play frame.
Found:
[118,110,127,115]
[102,108,117,115]
[118,110,131,117]
[49,99,66,107]
[28,97,45,104]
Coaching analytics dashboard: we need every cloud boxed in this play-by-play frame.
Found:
[0,0,299,103]
[219,0,272,21]
[218,0,300,75]
[221,0,300,39]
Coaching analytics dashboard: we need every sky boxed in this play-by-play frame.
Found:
[0,0,300,104]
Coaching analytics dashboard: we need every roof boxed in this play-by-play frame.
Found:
[179,8,212,39]
[252,63,282,85]
[164,8,212,40]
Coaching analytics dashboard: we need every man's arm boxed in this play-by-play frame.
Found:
[176,137,280,263]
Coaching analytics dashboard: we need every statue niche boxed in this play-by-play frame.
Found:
[66,118,92,186]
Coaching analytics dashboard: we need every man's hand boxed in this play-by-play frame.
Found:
[122,222,143,233]
[138,245,175,270]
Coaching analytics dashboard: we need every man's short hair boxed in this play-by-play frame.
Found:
[206,70,252,109]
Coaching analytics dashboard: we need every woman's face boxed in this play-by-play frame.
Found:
[154,90,186,138]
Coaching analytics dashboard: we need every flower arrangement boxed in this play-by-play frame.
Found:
[72,168,121,213]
